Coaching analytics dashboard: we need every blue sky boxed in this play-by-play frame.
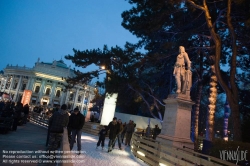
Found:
[0,0,138,79]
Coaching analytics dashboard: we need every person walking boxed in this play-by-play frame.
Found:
[68,107,85,155]
[106,117,119,152]
[152,124,161,140]
[96,125,107,150]
[121,122,126,143]
[112,119,123,150]
[12,102,23,131]
[125,120,134,146]
[47,104,69,155]
[22,104,29,124]
[145,125,151,138]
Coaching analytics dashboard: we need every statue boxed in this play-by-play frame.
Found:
[173,46,192,94]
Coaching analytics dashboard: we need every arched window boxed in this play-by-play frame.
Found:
[56,90,61,97]
[69,93,74,101]
[21,84,26,90]
[12,82,18,89]
[78,95,82,102]
[35,86,40,93]
[45,88,51,95]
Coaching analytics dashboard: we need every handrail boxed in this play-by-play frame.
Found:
[131,133,235,166]
[60,128,73,166]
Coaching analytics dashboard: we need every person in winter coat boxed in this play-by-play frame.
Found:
[106,117,119,152]
[12,102,23,130]
[152,125,161,140]
[121,122,126,143]
[68,107,85,154]
[125,120,134,146]
[22,104,29,124]
[112,119,123,150]
[47,104,69,153]
[96,125,107,150]
[145,125,151,138]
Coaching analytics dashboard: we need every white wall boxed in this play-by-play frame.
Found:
[100,93,118,126]
[114,112,162,130]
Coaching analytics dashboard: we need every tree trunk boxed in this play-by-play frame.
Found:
[194,46,204,151]
[194,79,203,150]
[223,98,230,141]
[206,73,217,141]
[187,0,242,141]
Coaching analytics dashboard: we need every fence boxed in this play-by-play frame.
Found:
[131,133,235,166]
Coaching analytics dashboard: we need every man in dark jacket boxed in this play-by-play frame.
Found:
[47,104,69,153]
[112,119,123,150]
[125,120,134,146]
[68,107,85,154]
[107,117,119,152]
[22,104,29,124]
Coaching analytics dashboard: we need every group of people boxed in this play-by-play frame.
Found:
[46,105,160,156]
[96,118,136,152]
[46,105,85,155]
[0,100,30,133]
[32,104,60,120]
[145,124,161,139]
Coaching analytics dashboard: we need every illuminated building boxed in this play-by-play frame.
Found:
[0,58,95,112]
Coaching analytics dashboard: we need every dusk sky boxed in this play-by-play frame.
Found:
[0,0,139,80]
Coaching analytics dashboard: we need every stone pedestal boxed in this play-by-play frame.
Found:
[157,94,194,149]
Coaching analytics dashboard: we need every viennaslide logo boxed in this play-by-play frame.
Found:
[219,146,248,165]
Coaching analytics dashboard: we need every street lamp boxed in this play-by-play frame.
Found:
[98,63,118,126]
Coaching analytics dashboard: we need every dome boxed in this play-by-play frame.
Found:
[56,60,68,69]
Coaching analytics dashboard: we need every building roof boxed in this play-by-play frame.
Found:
[41,60,69,69]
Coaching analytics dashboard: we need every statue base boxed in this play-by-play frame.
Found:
[156,94,194,149]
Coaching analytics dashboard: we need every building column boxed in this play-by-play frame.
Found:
[26,77,31,90]
[80,90,86,114]
[73,88,79,109]
[49,82,56,104]
[13,76,23,101]
[38,79,46,104]
[59,90,65,105]
[8,75,15,94]
[27,77,35,90]
[64,90,70,105]
[1,77,7,92]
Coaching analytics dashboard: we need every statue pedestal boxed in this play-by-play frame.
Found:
[157,94,194,149]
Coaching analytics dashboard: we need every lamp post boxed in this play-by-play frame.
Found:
[99,64,118,126]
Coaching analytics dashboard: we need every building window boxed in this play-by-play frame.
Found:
[78,95,82,102]
[56,90,61,97]
[45,88,51,95]
[21,84,26,90]
[10,93,14,100]
[12,82,18,89]
[31,97,36,104]
[5,83,10,89]
[69,93,74,101]
[67,103,72,110]
[35,86,40,93]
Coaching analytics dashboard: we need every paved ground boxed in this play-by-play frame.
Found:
[0,122,148,166]
[0,122,48,166]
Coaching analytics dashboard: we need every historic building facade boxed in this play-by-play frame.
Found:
[0,59,95,113]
